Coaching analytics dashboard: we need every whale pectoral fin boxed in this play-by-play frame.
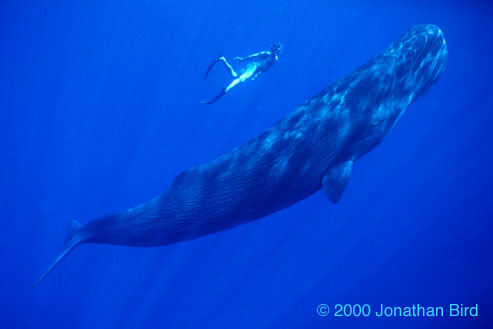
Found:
[322,160,354,203]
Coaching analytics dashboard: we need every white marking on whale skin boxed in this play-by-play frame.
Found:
[34,25,448,286]
[270,156,289,179]
[263,132,277,150]
[283,130,303,140]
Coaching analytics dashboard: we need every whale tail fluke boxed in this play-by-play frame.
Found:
[33,219,88,288]
[64,218,81,245]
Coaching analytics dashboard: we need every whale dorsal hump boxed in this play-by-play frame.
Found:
[322,160,354,203]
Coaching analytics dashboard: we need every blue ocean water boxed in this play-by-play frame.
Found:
[1,0,492,328]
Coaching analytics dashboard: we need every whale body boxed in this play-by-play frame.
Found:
[36,25,447,285]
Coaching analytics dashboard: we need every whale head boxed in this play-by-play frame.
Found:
[391,24,448,102]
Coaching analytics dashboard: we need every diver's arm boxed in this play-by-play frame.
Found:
[234,51,270,62]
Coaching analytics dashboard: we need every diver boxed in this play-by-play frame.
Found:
[201,43,282,104]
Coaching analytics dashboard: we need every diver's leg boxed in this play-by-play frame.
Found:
[201,64,257,104]
[203,56,238,80]
[223,64,257,93]
[224,64,256,92]
[224,77,242,93]
[201,76,241,104]
[218,57,238,78]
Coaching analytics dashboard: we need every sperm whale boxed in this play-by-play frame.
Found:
[36,25,447,285]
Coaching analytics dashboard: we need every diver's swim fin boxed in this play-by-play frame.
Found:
[203,55,222,81]
[201,88,227,104]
